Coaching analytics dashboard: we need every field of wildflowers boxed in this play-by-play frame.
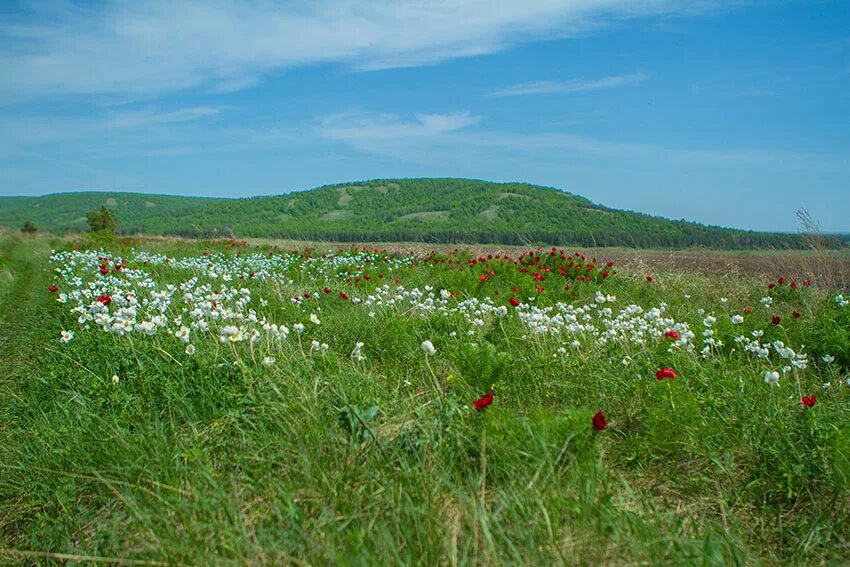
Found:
[1,235,849,564]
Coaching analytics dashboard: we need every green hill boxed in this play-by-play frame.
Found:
[0,178,830,249]
[0,192,217,234]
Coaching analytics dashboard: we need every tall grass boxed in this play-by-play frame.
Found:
[1,236,848,565]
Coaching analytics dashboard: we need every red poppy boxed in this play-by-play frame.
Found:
[592,412,607,431]
[303,292,311,299]
[339,291,349,301]
[509,297,520,307]
[479,275,487,282]
[771,315,781,325]
[792,311,801,318]
[655,367,676,380]
[323,287,331,294]
[96,293,112,306]
[472,391,494,411]
[800,396,816,407]
[535,285,544,293]
[48,285,58,293]
[664,330,680,340]
[646,275,653,282]
[605,261,614,268]
[777,277,785,285]
[743,307,753,314]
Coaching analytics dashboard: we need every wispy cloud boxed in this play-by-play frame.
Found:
[313,110,845,170]
[0,1,726,101]
[490,72,649,96]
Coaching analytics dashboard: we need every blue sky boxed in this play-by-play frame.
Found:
[0,1,848,232]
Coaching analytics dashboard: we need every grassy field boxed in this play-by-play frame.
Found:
[1,234,849,565]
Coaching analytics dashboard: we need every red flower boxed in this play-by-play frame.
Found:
[96,293,112,306]
[605,261,614,268]
[592,411,607,431]
[655,367,676,380]
[743,307,753,314]
[792,311,801,318]
[509,297,520,307]
[535,285,543,293]
[339,291,349,301]
[601,270,609,278]
[771,315,781,325]
[768,283,775,289]
[472,391,494,411]
[303,292,311,299]
[646,275,653,282]
[777,277,785,285]
[664,330,680,340]
[48,285,58,293]
[800,396,817,407]
[479,275,488,282]
[323,287,331,294]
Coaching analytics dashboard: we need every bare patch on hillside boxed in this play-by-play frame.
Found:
[320,209,354,221]
[478,204,500,221]
[105,198,118,207]
[337,187,353,207]
[145,201,157,208]
[397,211,449,222]
[499,192,531,201]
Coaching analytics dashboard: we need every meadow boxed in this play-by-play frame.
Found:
[1,233,849,565]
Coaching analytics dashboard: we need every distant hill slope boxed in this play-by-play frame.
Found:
[0,192,218,234]
[0,178,830,249]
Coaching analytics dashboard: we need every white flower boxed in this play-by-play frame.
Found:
[262,356,276,366]
[310,313,321,325]
[703,315,716,327]
[731,314,744,325]
[293,323,305,333]
[822,354,835,363]
[219,325,244,343]
[185,344,196,356]
[764,371,780,386]
[111,374,120,385]
[174,326,191,343]
[421,340,436,356]
[351,342,365,362]
[59,330,74,343]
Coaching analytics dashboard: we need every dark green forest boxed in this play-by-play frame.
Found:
[1,178,842,249]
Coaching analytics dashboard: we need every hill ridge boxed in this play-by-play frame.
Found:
[0,177,835,249]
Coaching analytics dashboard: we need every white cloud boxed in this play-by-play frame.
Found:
[319,111,478,142]
[0,1,729,100]
[313,110,845,170]
[490,72,649,96]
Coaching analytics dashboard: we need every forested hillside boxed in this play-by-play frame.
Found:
[0,178,834,249]
[0,192,216,234]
